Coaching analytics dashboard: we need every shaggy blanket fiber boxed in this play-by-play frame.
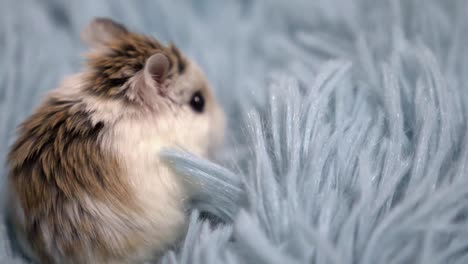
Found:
[1,0,468,263]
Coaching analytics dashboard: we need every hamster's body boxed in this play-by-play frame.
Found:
[6,18,225,264]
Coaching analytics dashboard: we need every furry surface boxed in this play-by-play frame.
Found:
[1,0,468,263]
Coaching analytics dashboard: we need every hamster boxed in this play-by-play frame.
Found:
[5,18,225,264]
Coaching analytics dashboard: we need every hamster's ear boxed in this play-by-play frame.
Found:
[81,17,128,48]
[128,53,170,103]
[144,53,170,86]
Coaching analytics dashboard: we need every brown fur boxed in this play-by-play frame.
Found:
[85,32,187,100]
[7,96,139,262]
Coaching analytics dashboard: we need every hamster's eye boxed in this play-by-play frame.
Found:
[190,91,205,113]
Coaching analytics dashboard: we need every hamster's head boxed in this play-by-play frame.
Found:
[78,18,225,158]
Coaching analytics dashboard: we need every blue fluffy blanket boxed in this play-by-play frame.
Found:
[1,1,468,263]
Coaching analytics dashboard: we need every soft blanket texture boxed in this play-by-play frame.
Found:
[1,0,468,263]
